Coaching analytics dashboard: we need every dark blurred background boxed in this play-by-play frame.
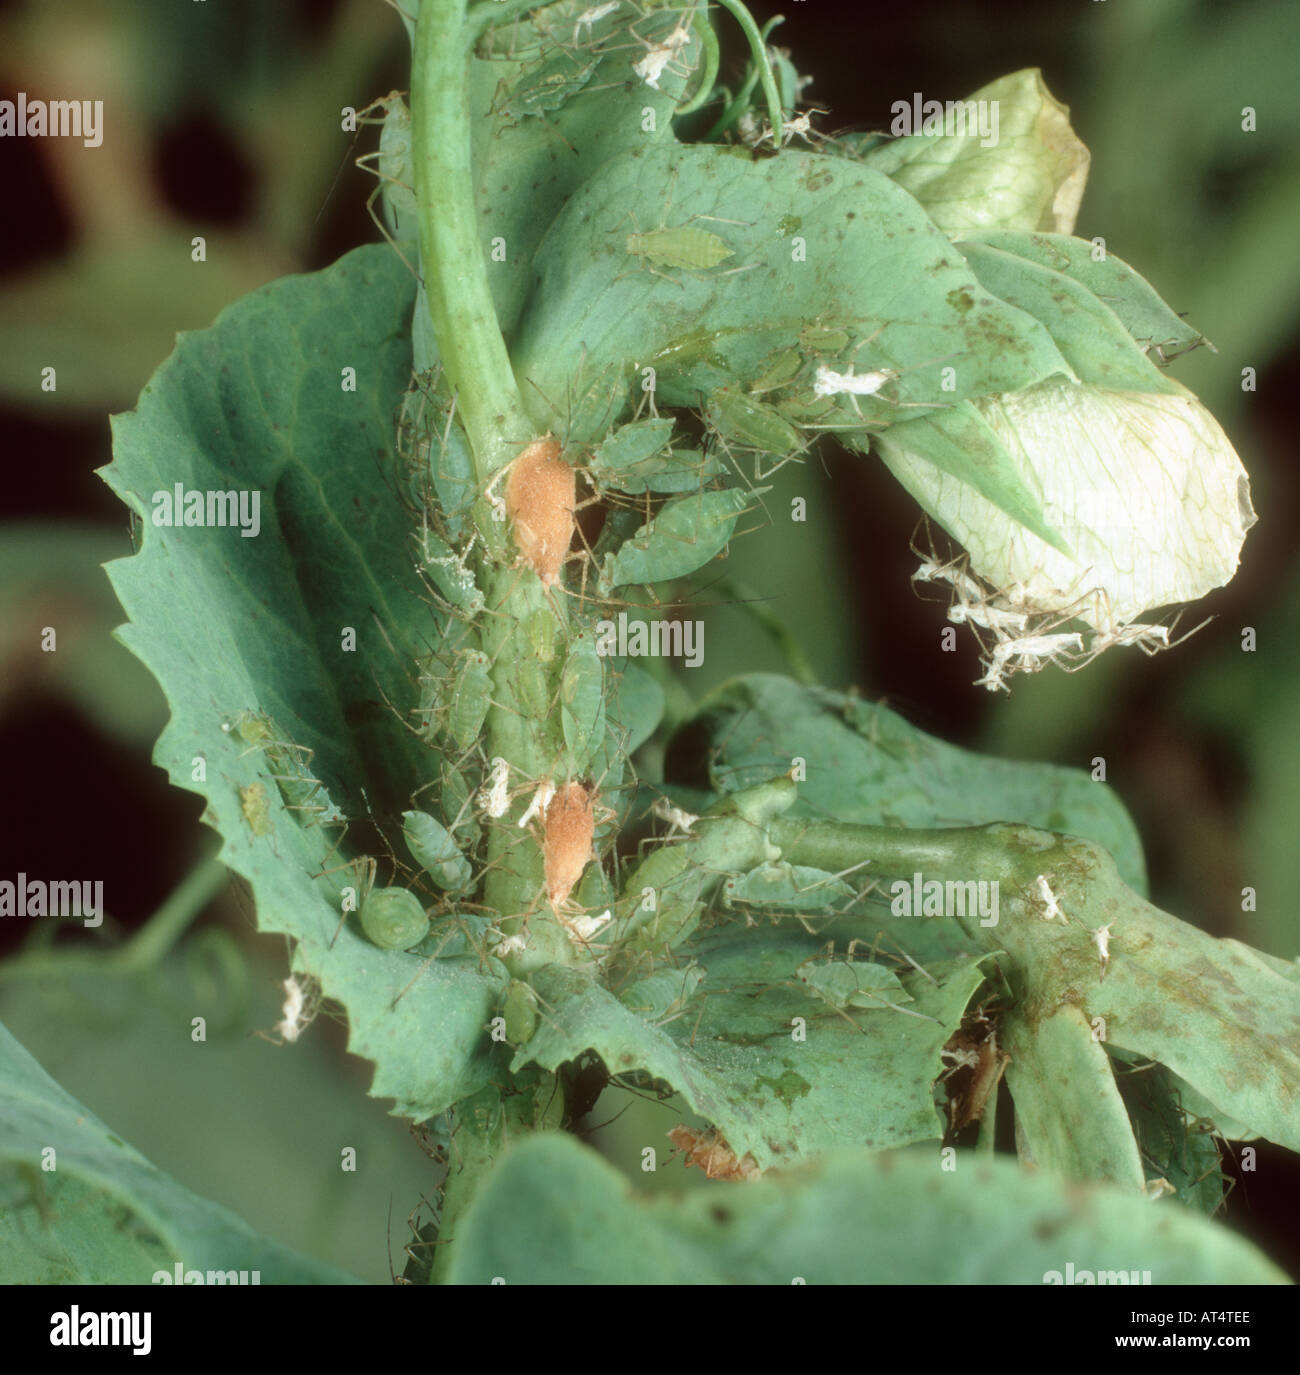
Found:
[0,0,1296,1281]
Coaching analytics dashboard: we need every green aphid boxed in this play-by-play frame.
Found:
[231,710,273,747]
[449,649,492,751]
[228,710,323,814]
[377,95,416,242]
[592,417,676,472]
[706,387,803,456]
[576,860,616,913]
[502,979,539,1046]
[513,608,556,721]
[723,862,854,911]
[798,324,852,354]
[561,631,606,775]
[797,959,913,1011]
[403,810,473,893]
[627,224,733,272]
[616,449,725,494]
[776,392,838,425]
[439,761,478,841]
[239,781,272,837]
[360,886,429,951]
[590,419,723,494]
[618,963,705,1024]
[496,50,598,119]
[750,347,804,396]
[598,486,760,593]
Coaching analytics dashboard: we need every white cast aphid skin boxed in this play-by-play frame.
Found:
[632,14,693,90]
[492,932,530,958]
[913,557,1030,631]
[562,909,612,943]
[274,974,319,1044]
[1034,874,1064,922]
[912,558,987,604]
[651,796,698,839]
[756,108,828,149]
[1092,921,1115,980]
[479,757,511,818]
[813,362,898,400]
[947,601,1031,635]
[573,2,618,45]
[976,632,1085,691]
[518,780,556,829]
[1088,623,1171,655]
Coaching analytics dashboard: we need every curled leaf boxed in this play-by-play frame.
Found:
[860,69,1089,235]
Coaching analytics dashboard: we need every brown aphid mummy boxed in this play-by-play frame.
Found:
[504,436,575,587]
[543,780,595,909]
[667,1126,761,1182]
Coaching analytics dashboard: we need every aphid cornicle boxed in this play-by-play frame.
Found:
[504,436,575,587]
[543,780,596,909]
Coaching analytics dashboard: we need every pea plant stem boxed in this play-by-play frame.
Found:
[411,0,533,482]
[412,0,575,963]
[711,0,783,145]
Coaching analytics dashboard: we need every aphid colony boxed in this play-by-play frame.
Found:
[285,375,774,964]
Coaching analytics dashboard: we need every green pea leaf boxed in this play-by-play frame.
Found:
[447,1133,1286,1284]
[513,143,1075,445]
[956,239,1179,393]
[0,1022,359,1284]
[955,230,1208,362]
[100,247,506,1120]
